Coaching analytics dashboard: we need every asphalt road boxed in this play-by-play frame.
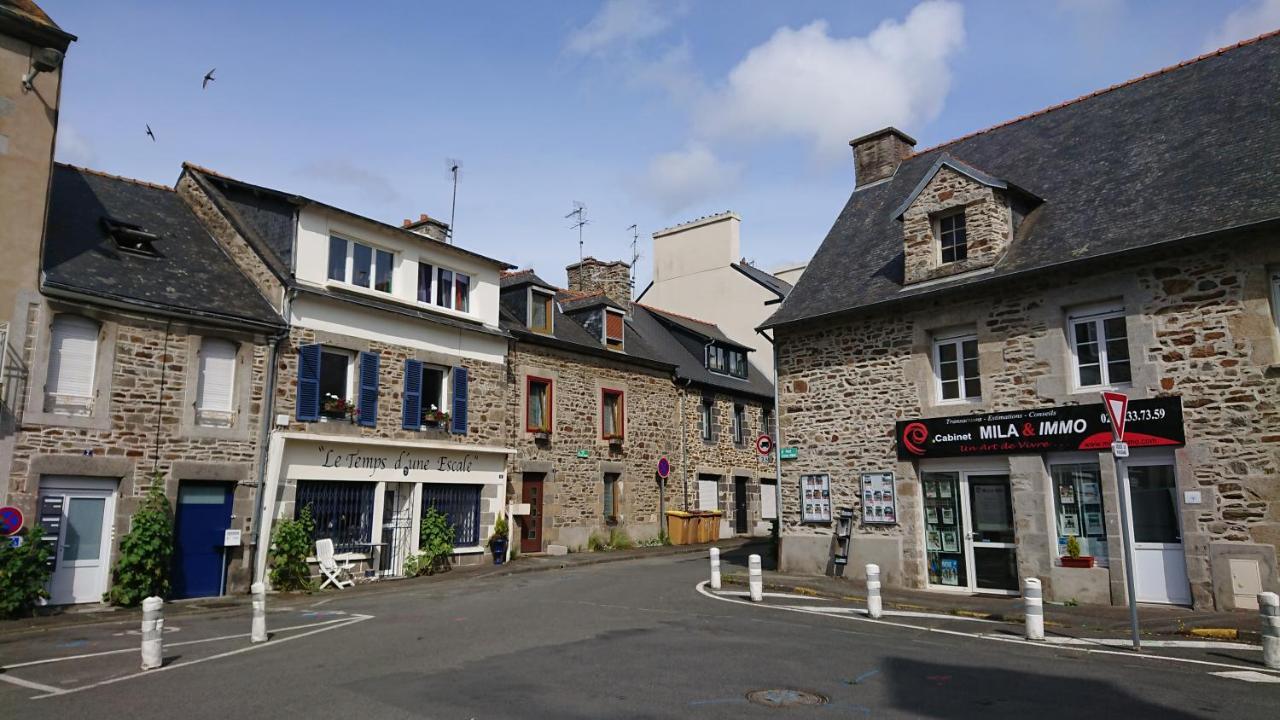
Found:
[2,547,1276,718]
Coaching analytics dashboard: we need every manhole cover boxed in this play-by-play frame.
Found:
[746,689,828,707]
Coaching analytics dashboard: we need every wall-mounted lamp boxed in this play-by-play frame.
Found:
[21,47,64,91]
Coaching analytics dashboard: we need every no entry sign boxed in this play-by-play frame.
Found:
[0,506,23,536]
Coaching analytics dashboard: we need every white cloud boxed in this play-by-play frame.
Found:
[635,143,741,215]
[1203,0,1280,51]
[566,0,674,56]
[695,1,965,155]
[54,123,96,167]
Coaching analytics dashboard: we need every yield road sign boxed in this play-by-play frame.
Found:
[1102,391,1129,441]
[0,506,23,536]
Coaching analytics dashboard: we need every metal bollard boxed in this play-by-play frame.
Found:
[1024,577,1045,641]
[141,596,164,670]
[748,554,763,602]
[866,563,883,619]
[709,547,722,590]
[1260,591,1279,670]
[251,582,268,644]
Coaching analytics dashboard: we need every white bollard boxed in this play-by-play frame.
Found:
[866,563,883,619]
[251,582,268,644]
[709,547,722,590]
[1260,591,1279,670]
[748,554,763,602]
[1024,577,1045,641]
[141,596,164,670]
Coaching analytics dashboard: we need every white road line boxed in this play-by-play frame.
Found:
[1210,671,1280,683]
[0,673,64,695]
[27,614,373,700]
[777,605,1004,624]
[696,581,1280,678]
[1,615,364,670]
[712,590,833,601]
[1044,637,1261,651]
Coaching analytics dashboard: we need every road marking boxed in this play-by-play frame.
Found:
[1210,671,1280,683]
[1044,637,1261,650]
[778,605,1003,624]
[696,581,1280,678]
[0,673,64,695]
[712,590,833,601]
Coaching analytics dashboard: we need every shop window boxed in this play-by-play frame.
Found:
[526,376,553,433]
[295,480,374,553]
[603,473,620,522]
[422,484,481,547]
[933,331,980,402]
[529,289,554,334]
[921,471,967,588]
[732,404,746,445]
[46,314,99,414]
[195,337,237,426]
[1069,305,1131,388]
[699,399,714,442]
[1051,463,1108,564]
[601,389,624,439]
[937,211,967,264]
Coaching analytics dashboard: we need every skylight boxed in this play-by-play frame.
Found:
[102,217,161,257]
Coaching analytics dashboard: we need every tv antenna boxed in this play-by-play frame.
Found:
[627,224,640,288]
[565,202,589,262]
[445,158,462,244]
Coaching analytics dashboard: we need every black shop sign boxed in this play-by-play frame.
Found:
[895,396,1184,460]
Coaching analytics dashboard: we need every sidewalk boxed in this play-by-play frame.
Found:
[721,567,1265,644]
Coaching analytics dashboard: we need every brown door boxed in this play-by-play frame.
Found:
[520,474,545,554]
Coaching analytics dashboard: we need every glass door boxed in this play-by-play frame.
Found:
[922,472,967,590]
[1123,462,1191,605]
[40,482,116,605]
[965,475,1019,593]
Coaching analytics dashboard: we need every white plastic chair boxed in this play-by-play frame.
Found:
[316,538,353,590]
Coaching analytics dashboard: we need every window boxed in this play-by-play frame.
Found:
[103,217,160,257]
[526,376,552,433]
[436,268,453,308]
[1069,307,1131,388]
[422,484,481,547]
[46,314,99,413]
[602,389,624,439]
[422,365,448,426]
[938,211,967,263]
[196,338,237,425]
[1271,269,1279,334]
[933,332,980,402]
[762,406,774,437]
[530,289,553,334]
[732,404,746,445]
[329,236,393,294]
[697,475,719,511]
[1051,462,1108,564]
[319,349,354,419]
[295,480,374,553]
[454,273,470,313]
[603,473,620,521]
[706,343,747,379]
[417,262,433,303]
[699,399,714,442]
[605,309,624,350]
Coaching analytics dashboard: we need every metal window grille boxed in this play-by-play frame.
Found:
[422,484,482,547]
[295,480,374,553]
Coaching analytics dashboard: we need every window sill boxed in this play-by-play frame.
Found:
[320,279,480,324]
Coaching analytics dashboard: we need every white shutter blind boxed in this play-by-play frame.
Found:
[197,338,237,413]
[48,315,99,398]
[698,479,719,511]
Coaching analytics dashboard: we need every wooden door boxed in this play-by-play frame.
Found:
[733,477,749,534]
[520,474,545,554]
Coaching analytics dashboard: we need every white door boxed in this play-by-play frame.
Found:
[40,478,117,605]
[1122,462,1191,605]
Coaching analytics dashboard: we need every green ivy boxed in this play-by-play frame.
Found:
[405,508,455,576]
[0,526,52,618]
[108,480,174,607]
[269,505,315,591]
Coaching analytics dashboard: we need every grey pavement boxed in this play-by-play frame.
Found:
[1,545,1276,718]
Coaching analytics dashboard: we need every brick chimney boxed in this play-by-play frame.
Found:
[850,127,916,188]
[401,213,450,243]
[565,258,632,311]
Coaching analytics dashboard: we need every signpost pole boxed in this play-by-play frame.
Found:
[1103,391,1141,652]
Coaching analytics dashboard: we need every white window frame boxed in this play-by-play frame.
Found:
[46,314,100,413]
[420,363,451,423]
[329,235,395,295]
[318,346,356,422]
[423,264,472,314]
[932,329,981,403]
[1067,303,1131,390]
[936,210,968,264]
[195,337,238,424]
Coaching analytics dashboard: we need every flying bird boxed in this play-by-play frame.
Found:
[145,125,155,142]
[202,68,215,89]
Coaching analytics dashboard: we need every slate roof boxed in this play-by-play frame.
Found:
[731,261,794,299]
[763,31,1280,329]
[0,0,75,45]
[560,291,626,313]
[499,269,555,290]
[630,306,774,400]
[43,165,283,329]
[639,305,751,350]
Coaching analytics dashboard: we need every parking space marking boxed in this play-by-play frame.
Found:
[0,673,64,695]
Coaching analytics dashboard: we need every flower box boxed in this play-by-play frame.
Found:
[1060,556,1095,569]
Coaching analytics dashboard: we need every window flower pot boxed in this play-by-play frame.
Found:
[1060,555,1095,568]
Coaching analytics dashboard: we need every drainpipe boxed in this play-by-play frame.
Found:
[249,288,295,586]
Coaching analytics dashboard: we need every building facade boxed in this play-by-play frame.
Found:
[764,35,1280,611]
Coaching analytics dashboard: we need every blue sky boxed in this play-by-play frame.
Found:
[46,0,1280,290]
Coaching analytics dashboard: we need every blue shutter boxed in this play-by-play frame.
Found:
[403,359,422,430]
[296,344,321,421]
[358,351,379,427]
[451,367,468,435]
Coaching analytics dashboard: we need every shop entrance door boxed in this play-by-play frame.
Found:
[733,477,748,534]
[39,477,117,605]
[1123,461,1191,605]
[380,484,414,576]
[922,472,1018,595]
[520,474,544,554]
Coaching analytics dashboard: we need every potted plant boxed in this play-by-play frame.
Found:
[423,406,451,429]
[1061,535,1095,568]
[322,394,357,423]
[489,516,509,565]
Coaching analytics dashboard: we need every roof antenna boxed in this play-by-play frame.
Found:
[565,201,589,263]
[445,158,462,244]
[627,224,640,291]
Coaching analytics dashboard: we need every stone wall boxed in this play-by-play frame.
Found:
[774,234,1280,609]
[679,387,775,537]
[901,166,1012,285]
[565,258,633,310]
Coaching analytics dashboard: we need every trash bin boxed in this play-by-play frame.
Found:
[699,511,722,543]
[665,511,693,545]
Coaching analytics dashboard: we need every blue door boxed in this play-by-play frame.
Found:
[172,482,234,599]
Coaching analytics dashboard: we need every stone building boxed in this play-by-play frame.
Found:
[178,164,516,580]
[763,33,1280,610]
[6,165,285,602]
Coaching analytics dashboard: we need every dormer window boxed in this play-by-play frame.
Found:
[604,308,624,350]
[937,211,967,264]
[529,289,554,334]
[103,217,160,257]
[706,343,747,379]
[328,235,394,294]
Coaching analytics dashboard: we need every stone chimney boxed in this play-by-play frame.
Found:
[401,213,449,243]
[565,258,632,311]
[850,127,916,188]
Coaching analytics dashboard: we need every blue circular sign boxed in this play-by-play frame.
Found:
[0,506,23,536]
[656,457,670,479]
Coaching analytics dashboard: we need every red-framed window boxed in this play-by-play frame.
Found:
[601,389,624,439]
[526,376,553,433]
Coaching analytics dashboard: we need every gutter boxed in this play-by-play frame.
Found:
[249,287,295,583]
[757,328,784,549]
[41,281,286,334]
